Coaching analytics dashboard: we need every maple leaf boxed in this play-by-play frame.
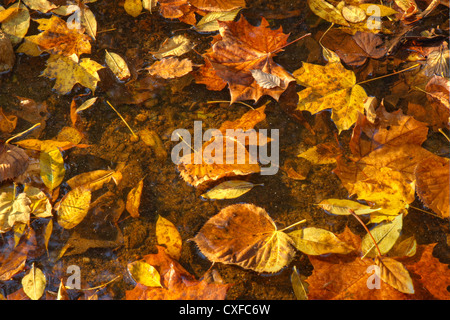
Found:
[293,60,368,133]
[202,16,297,103]
[41,54,104,94]
[193,203,297,273]
[27,15,91,59]
[126,246,231,300]
[176,105,269,187]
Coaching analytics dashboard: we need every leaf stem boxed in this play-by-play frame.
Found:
[356,64,420,86]
[5,123,41,144]
[438,128,450,142]
[272,33,311,55]
[207,100,255,110]
[105,100,138,139]
[349,209,382,258]
[278,219,307,232]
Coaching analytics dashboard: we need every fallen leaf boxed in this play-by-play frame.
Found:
[0,144,29,183]
[202,16,297,103]
[156,215,182,260]
[39,144,65,191]
[150,34,194,60]
[21,264,46,300]
[0,189,31,233]
[22,0,57,13]
[105,50,131,81]
[291,266,308,300]
[194,58,227,91]
[66,169,121,192]
[127,261,162,287]
[200,180,261,200]
[361,214,403,258]
[317,198,380,216]
[41,54,104,94]
[157,0,198,25]
[414,156,449,219]
[195,8,242,32]
[126,246,230,300]
[0,3,30,46]
[293,60,368,133]
[0,30,15,73]
[297,142,342,164]
[56,187,92,229]
[193,203,297,273]
[126,179,144,218]
[24,185,52,218]
[307,0,350,26]
[0,108,16,133]
[124,0,143,17]
[375,256,414,294]
[146,57,193,79]
[188,0,245,12]
[288,227,355,255]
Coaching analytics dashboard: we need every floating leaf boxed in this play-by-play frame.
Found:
[195,8,242,32]
[201,180,261,200]
[81,6,97,40]
[75,97,98,113]
[0,190,31,233]
[193,204,297,273]
[250,69,282,89]
[156,215,182,260]
[375,256,414,294]
[151,35,194,60]
[21,264,46,300]
[0,3,30,45]
[127,260,162,287]
[288,227,355,255]
[66,169,120,192]
[126,179,144,218]
[307,0,350,26]
[291,266,308,300]
[124,0,143,17]
[22,0,57,13]
[105,50,131,81]
[317,199,381,216]
[24,185,52,218]
[0,144,29,182]
[40,145,65,191]
[56,187,92,229]
[188,0,245,11]
[361,214,403,258]
[341,5,366,23]
[146,57,193,79]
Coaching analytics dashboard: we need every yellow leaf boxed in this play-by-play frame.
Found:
[56,187,92,229]
[307,0,350,26]
[375,256,414,294]
[24,185,52,218]
[156,215,182,260]
[124,0,143,17]
[41,54,104,95]
[200,180,261,200]
[317,198,380,216]
[126,179,144,218]
[150,35,194,60]
[66,169,119,192]
[293,61,367,132]
[22,264,46,300]
[40,144,65,191]
[127,260,162,287]
[105,50,131,81]
[361,214,403,258]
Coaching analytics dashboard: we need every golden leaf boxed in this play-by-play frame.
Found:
[146,57,193,79]
[156,215,182,260]
[21,264,46,300]
[124,0,143,17]
[200,180,261,200]
[56,187,92,229]
[375,256,414,294]
[66,169,121,192]
[40,144,65,191]
[126,179,144,218]
[150,35,194,60]
[127,260,162,287]
[105,50,131,81]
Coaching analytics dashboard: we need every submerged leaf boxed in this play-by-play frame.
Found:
[201,180,261,200]
[105,50,131,81]
[193,203,296,273]
[127,260,162,287]
[0,191,31,233]
[151,35,194,60]
[126,179,144,218]
[317,199,380,216]
[56,187,92,229]
[361,214,403,258]
[375,256,414,294]
[156,215,182,260]
[21,264,46,300]
[40,145,65,191]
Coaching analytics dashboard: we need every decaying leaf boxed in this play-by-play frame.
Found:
[126,179,144,218]
[21,264,46,300]
[56,187,92,229]
[126,246,231,300]
[293,60,368,133]
[41,54,104,94]
[66,169,121,192]
[146,57,193,79]
[194,204,297,273]
[156,215,182,260]
[0,144,29,182]
[200,180,261,200]
[288,227,355,255]
[0,189,31,233]
[24,185,52,218]
[188,0,245,12]
[375,256,414,294]
[127,260,162,287]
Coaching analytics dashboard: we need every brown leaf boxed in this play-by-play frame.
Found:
[0,144,29,182]
[146,57,193,79]
[126,246,230,300]
[0,108,17,133]
[415,156,450,219]
[194,58,227,91]
[188,0,245,11]
[202,16,296,103]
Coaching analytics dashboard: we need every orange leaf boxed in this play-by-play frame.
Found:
[146,57,193,79]
[189,0,245,11]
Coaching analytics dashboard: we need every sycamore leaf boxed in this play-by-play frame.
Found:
[21,264,46,300]
[297,142,342,165]
[293,60,368,133]
[375,256,414,294]
[127,261,162,287]
[0,190,31,233]
[195,8,242,32]
[288,227,355,255]
[193,204,297,273]
[126,179,144,218]
[203,16,296,103]
[56,187,92,229]
[150,35,194,60]
[105,50,131,81]
[41,54,104,94]
[40,144,65,191]
[317,199,380,216]
[200,180,261,200]
[156,215,182,260]
[361,214,403,258]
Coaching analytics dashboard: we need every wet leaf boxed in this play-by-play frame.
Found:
[375,256,414,294]
[124,0,143,17]
[0,3,30,45]
[66,169,121,192]
[361,214,403,258]
[127,261,162,287]
[201,180,261,200]
[297,142,341,164]
[188,0,245,11]
[24,185,52,218]
[150,34,194,60]
[22,264,46,300]
[0,144,29,182]
[291,266,308,300]
[40,144,65,191]
[341,5,366,23]
[195,8,242,32]
[250,69,281,89]
[22,0,57,13]
[317,199,380,216]
[146,57,193,79]
[105,50,131,81]
[193,204,297,273]
[0,190,31,233]
[56,187,92,229]
[80,6,97,40]
[307,0,350,26]
[75,97,98,113]
[156,215,182,260]
[126,179,144,218]
[293,60,368,133]
[288,227,355,255]
[41,54,104,94]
